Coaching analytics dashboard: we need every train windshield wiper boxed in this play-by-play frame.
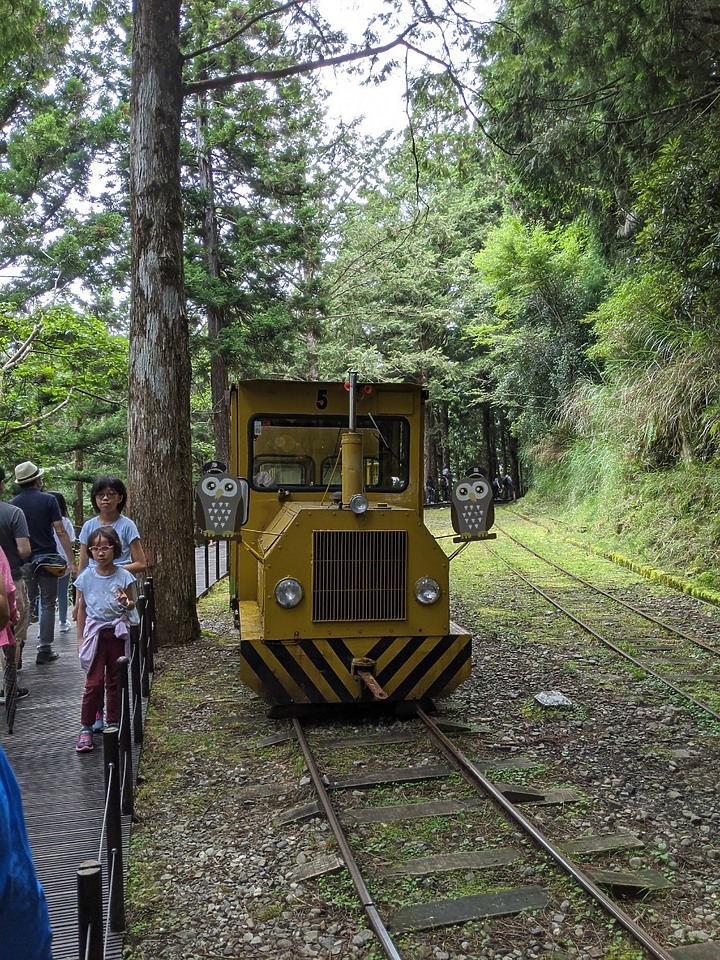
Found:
[367,413,390,450]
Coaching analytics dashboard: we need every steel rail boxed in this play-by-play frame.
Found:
[495,521,719,655]
[292,719,405,960]
[417,709,676,960]
[486,544,720,724]
[508,508,720,615]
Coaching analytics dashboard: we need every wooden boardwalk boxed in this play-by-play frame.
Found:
[1,544,227,959]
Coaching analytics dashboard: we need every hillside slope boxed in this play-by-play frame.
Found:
[518,460,720,604]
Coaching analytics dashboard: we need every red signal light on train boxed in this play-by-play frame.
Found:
[362,384,373,395]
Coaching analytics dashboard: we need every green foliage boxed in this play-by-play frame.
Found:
[0,0,129,315]
[181,2,340,386]
[314,119,515,473]
[2,0,718,561]
[524,454,720,598]
[474,0,720,481]
[479,0,719,237]
[470,217,606,446]
[0,0,68,92]
[314,872,362,911]
[320,126,500,380]
[0,302,129,479]
[577,114,720,464]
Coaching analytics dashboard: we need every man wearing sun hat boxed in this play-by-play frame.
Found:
[11,462,77,666]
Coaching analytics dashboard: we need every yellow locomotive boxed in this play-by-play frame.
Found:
[228,376,480,713]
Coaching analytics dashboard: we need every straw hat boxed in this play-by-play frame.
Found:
[14,461,45,484]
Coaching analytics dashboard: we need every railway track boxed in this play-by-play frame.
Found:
[505,508,720,617]
[268,518,720,958]
[495,521,719,657]
[279,711,708,960]
[487,521,720,723]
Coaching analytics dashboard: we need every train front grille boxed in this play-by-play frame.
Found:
[312,530,407,622]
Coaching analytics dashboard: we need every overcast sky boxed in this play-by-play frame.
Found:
[315,0,498,136]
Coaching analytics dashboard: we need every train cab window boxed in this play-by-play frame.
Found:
[253,455,314,487]
[321,456,380,487]
[249,415,409,492]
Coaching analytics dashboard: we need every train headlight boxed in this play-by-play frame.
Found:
[274,578,304,608]
[348,494,369,515]
[414,577,441,605]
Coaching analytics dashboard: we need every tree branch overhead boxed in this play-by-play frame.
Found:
[183,30,415,95]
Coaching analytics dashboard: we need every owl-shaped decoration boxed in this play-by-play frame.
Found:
[195,472,249,542]
[450,472,495,538]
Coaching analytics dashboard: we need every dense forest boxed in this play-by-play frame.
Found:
[2,0,719,635]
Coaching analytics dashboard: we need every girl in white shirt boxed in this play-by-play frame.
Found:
[74,526,136,753]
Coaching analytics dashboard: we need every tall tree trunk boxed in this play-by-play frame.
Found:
[424,400,436,491]
[438,400,450,475]
[508,431,521,498]
[196,94,230,466]
[481,401,493,476]
[306,324,319,381]
[301,254,322,381]
[419,354,436,491]
[129,0,200,645]
[499,410,509,477]
[73,445,84,528]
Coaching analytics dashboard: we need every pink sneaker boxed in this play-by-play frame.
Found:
[76,730,94,752]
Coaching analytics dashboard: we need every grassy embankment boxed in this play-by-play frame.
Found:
[518,450,720,604]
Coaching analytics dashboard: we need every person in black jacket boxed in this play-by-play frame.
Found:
[502,472,516,502]
[425,476,435,504]
[439,466,451,502]
[11,462,77,665]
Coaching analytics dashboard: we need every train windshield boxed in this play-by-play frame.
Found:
[249,415,410,492]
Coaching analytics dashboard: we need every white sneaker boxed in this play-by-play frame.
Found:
[59,621,70,633]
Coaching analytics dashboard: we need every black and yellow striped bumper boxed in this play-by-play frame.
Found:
[240,632,471,705]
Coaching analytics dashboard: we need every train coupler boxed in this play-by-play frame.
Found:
[351,657,389,701]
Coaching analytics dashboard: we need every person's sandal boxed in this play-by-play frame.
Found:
[76,730,94,752]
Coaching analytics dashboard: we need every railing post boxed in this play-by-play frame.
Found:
[141,592,154,677]
[102,727,125,932]
[129,623,143,745]
[204,543,210,593]
[77,859,103,960]
[215,538,221,582]
[138,599,151,699]
[144,577,157,652]
[116,656,133,816]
